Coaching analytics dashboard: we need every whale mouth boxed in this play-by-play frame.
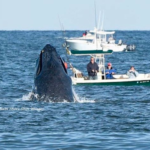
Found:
[59,57,67,74]
[35,48,67,77]
[35,51,43,76]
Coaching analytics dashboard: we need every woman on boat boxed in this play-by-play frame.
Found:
[127,66,139,78]
[87,57,99,80]
[105,63,116,79]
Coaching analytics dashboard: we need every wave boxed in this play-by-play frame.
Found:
[16,92,35,101]
[72,88,95,103]
[18,89,95,103]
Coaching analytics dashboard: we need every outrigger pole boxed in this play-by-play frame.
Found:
[94,0,97,29]
[100,11,104,31]
[97,11,101,30]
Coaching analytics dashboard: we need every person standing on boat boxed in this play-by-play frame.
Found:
[83,31,87,36]
[127,66,139,78]
[105,63,116,79]
[87,57,99,80]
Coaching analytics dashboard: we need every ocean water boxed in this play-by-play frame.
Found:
[1,30,150,149]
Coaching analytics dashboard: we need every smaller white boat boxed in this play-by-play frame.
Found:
[65,28,129,54]
[71,71,150,86]
[67,51,150,86]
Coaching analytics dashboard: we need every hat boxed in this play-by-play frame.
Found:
[107,63,112,66]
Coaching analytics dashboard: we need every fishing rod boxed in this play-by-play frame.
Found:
[58,15,74,70]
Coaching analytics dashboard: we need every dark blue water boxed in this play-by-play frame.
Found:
[1,30,150,149]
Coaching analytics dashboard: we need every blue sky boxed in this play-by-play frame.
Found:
[0,0,149,30]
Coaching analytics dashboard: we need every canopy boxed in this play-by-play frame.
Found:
[89,30,115,35]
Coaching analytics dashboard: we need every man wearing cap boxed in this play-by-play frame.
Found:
[105,63,116,79]
[87,57,99,80]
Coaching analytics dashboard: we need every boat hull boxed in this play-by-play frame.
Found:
[71,74,150,86]
[66,40,127,52]
[102,43,127,52]
[72,79,150,86]
[66,39,102,50]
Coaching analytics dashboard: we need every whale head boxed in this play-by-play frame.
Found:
[33,44,74,102]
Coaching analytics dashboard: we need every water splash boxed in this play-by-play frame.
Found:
[16,92,36,101]
[76,97,95,103]
[18,88,95,103]
[72,88,95,103]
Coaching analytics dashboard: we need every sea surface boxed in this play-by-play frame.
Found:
[1,30,150,149]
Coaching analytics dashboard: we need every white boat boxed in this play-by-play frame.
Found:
[71,70,150,86]
[65,28,129,54]
[66,50,150,86]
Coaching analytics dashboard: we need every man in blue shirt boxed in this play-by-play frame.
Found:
[105,63,116,79]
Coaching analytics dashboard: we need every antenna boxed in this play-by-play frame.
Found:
[94,0,97,28]
[97,11,101,30]
[101,11,104,31]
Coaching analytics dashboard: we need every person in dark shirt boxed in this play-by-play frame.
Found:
[87,57,99,80]
[105,63,116,79]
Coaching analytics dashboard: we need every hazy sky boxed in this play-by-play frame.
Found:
[0,0,149,30]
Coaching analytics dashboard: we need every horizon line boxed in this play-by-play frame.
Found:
[0,29,150,31]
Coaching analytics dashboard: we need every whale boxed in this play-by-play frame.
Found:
[32,44,74,102]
